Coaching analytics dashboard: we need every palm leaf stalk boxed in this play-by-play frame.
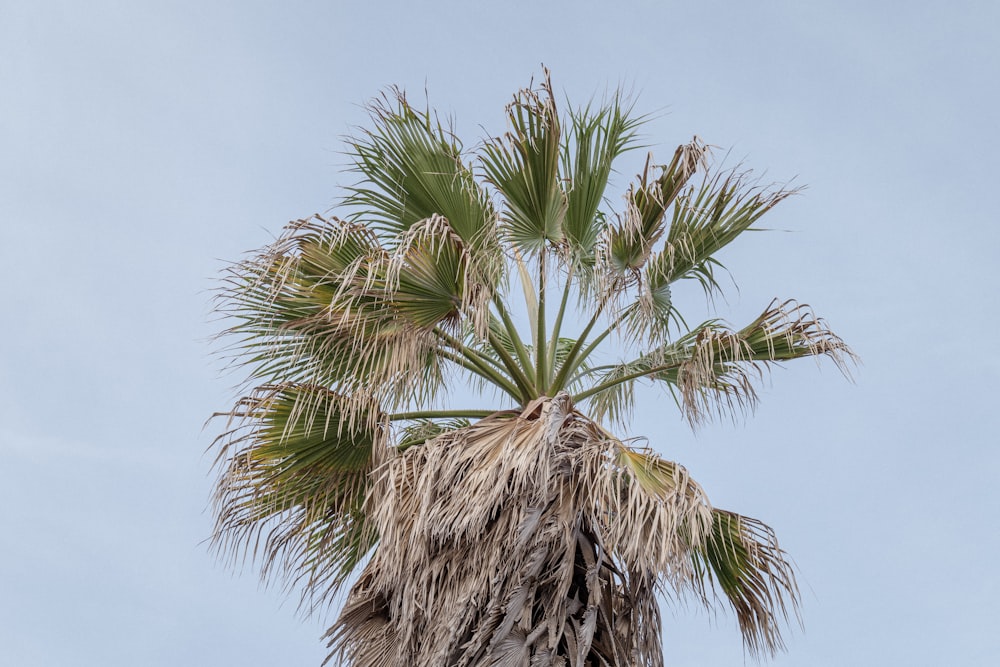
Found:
[211,71,854,666]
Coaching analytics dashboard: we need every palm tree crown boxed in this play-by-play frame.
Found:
[211,71,854,666]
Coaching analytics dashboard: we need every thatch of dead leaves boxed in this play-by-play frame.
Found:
[329,394,798,666]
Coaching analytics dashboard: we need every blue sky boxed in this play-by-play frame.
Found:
[1,1,998,664]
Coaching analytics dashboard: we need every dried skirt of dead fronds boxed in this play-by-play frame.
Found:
[326,394,715,667]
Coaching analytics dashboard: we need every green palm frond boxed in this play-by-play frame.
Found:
[606,138,710,275]
[646,169,798,297]
[218,216,442,407]
[386,214,490,331]
[670,299,854,424]
[480,71,566,252]
[211,384,381,608]
[581,300,854,425]
[344,90,497,250]
[693,509,800,657]
[217,213,521,413]
[561,94,643,262]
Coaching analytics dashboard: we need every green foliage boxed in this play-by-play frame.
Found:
[211,72,853,665]
[480,72,567,252]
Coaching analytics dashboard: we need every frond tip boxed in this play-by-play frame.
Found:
[209,384,382,609]
[675,299,856,425]
[693,509,801,657]
[580,299,855,427]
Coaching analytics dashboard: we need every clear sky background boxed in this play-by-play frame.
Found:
[2,1,998,665]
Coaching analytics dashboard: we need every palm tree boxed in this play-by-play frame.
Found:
[211,72,853,666]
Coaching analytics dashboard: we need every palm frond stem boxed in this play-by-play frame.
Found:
[388,409,496,421]
[565,363,616,386]
[486,327,537,402]
[544,261,575,392]
[512,248,539,343]
[433,327,524,401]
[565,308,631,375]
[432,327,508,375]
[535,249,548,391]
[490,292,535,376]
[548,293,611,392]
[572,361,681,403]
[435,348,522,400]
[550,299,629,393]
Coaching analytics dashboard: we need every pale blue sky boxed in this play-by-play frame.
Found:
[2,1,998,665]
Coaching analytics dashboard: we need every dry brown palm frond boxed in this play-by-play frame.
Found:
[326,394,742,667]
